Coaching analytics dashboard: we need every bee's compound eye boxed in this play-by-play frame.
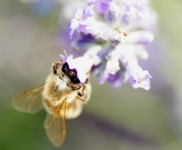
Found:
[62,63,69,74]
[68,69,81,84]
[71,77,80,84]
[68,69,76,78]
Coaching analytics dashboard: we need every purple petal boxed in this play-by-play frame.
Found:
[129,69,152,90]
[59,54,67,63]
[107,71,123,88]
[69,5,95,38]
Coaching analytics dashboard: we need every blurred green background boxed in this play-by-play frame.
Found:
[1,0,182,150]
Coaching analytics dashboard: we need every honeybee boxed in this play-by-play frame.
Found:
[13,55,92,147]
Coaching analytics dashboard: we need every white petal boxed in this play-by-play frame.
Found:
[125,31,154,44]
[106,59,120,74]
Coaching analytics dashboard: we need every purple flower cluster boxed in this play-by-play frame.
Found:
[69,0,156,90]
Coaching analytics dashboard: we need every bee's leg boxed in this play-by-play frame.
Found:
[78,85,86,97]
[76,85,88,103]
[71,86,81,90]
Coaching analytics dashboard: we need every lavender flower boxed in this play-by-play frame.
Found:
[69,0,156,90]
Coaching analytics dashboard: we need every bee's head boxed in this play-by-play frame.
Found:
[61,62,81,84]
[51,54,93,90]
[52,62,81,91]
[58,54,92,85]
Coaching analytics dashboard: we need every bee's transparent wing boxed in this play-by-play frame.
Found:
[13,84,45,114]
[44,101,66,147]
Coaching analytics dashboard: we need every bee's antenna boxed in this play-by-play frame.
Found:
[63,48,68,58]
